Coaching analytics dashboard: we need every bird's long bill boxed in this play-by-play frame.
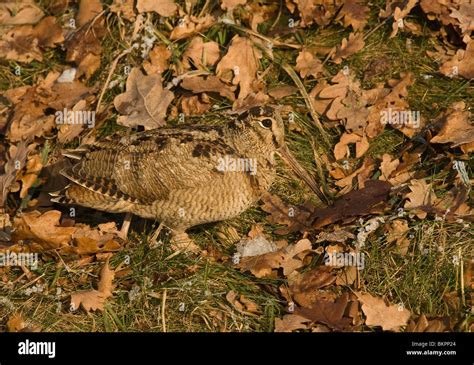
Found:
[277,145,328,204]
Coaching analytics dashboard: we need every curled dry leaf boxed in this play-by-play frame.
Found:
[180,75,236,101]
[216,35,262,100]
[237,239,316,278]
[77,0,102,27]
[182,37,220,70]
[379,0,418,38]
[221,0,246,10]
[336,0,369,31]
[295,50,324,78]
[110,0,136,21]
[12,210,77,250]
[0,142,28,207]
[226,290,261,316]
[386,219,410,255]
[430,101,474,147]
[0,16,64,63]
[440,40,474,80]
[333,132,369,160]
[404,179,438,219]
[274,314,310,332]
[19,154,42,199]
[356,292,411,331]
[136,0,177,17]
[143,44,172,75]
[114,68,174,129]
[0,0,44,25]
[70,259,115,312]
[170,14,215,41]
[332,32,365,64]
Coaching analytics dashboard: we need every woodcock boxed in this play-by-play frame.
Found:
[52,106,324,250]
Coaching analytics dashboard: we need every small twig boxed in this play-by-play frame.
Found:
[161,288,167,333]
[95,47,134,114]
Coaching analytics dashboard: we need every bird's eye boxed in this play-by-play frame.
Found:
[259,119,273,129]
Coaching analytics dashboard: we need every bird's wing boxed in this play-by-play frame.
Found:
[62,126,254,204]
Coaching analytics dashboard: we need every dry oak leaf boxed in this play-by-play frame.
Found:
[136,0,177,16]
[143,44,172,75]
[386,219,410,256]
[260,193,314,234]
[404,179,438,219]
[334,132,369,160]
[114,68,174,129]
[336,0,369,31]
[65,19,105,79]
[182,37,220,70]
[332,32,365,64]
[77,0,103,27]
[19,154,42,199]
[12,210,77,250]
[110,0,136,21]
[379,0,418,38]
[237,239,315,278]
[0,16,64,63]
[295,50,324,78]
[216,35,262,100]
[294,292,353,331]
[226,290,261,316]
[70,259,115,312]
[313,180,391,229]
[430,101,474,147]
[221,0,246,10]
[275,314,310,332]
[170,14,215,40]
[0,0,44,25]
[288,266,337,308]
[440,40,474,79]
[180,75,236,101]
[7,312,26,332]
[356,292,411,331]
[449,4,474,35]
[0,142,28,207]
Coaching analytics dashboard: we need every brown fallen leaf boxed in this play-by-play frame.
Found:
[405,314,452,332]
[386,219,410,255]
[143,44,172,75]
[182,37,220,70]
[333,132,369,160]
[70,259,115,312]
[356,292,411,331]
[136,0,177,17]
[170,14,215,41]
[65,17,105,79]
[7,312,26,332]
[77,0,102,27]
[180,75,236,101]
[336,0,369,31]
[288,266,337,308]
[440,40,474,80]
[237,238,316,278]
[12,210,77,250]
[295,50,324,78]
[221,0,246,10]
[110,0,136,21]
[332,32,365,64]
[260,193,314,234]
[114,67,174,129]
[216,35,262,100]
[0,1,44,25]
[295,292,353,331]
[19,154,42,199]
[313,180,392,229]
[430,101,474,148]
[0,142,28,207]
[226,290,261,316]
[379,0,418,38]
[274,314,310,332]
[404,179,438,219]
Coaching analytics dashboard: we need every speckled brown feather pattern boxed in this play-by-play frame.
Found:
[55,106,288,233]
